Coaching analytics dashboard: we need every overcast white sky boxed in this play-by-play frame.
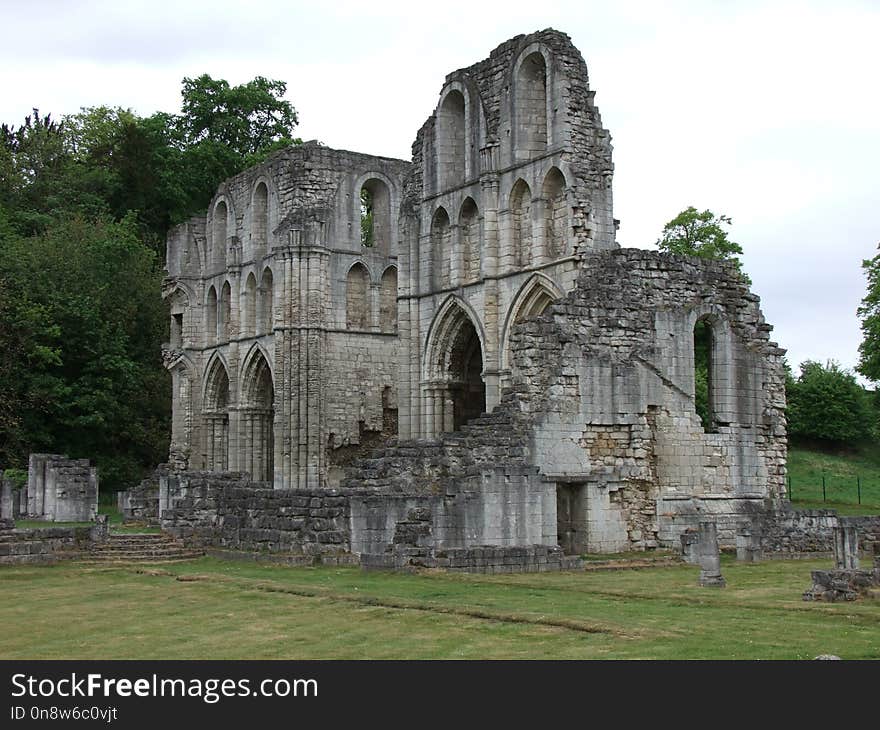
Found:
[1,0,878,377]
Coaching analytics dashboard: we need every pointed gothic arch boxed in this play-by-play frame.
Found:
[501,274,564,374]
[423,297,487,436]
[240,346,275,483]
[203,356,231,471]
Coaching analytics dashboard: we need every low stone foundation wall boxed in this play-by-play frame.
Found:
[0,523,95,565]
[161,473,356,560]
[117,473,162,525]
[361,544,581,574]
[752,508,880,556]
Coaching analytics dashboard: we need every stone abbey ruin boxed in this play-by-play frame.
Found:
[124,29,794,569]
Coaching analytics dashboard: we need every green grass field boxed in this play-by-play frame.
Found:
[1,557,877,660]
[788,445,880,514]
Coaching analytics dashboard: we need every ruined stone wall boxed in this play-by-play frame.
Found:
[751,508,880,555]
[160,472,355,557]
[163,144,409,488]
[397,29,617,440]
[508,249,787,550]
[0,522,93,565]
[23,454,98,522]
[343,248,787,553]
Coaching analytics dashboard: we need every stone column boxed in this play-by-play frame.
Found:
[833,524,859,570]
[0,474,11,520]
[697,521,726,587]
[736,522,763,562]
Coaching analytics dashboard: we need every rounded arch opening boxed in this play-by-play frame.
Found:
[459,197,480,283]
[437,90,466,191]
[694,315,715,433]
[251,182,269,259]
[213,200,228,268]
[258,267,274,335]
[431,207,451,290]
[542,167,567,260]
[346,262,371,329]
[510,179,532,269]
[380,266,398,332]
[360,177,391,253]
[515,51,547,159]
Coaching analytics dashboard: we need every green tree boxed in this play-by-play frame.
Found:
[656,206,749,281]
[786,360,875,447]
[0,216,169,489]
[857,245,880,382]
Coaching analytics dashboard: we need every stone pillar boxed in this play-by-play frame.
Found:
[697,521,726,587]
[90,514,109,543]
[833,524,859,570]
[873,543,880,586]
[0,473,11,520]
[736,522,763,562]
[680,529,699,564]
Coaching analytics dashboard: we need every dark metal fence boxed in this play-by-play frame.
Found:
[788,473,879,508]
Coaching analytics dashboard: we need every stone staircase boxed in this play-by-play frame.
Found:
[82,533,203,564]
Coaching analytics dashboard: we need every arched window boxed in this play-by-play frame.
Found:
[459,197,479,282]
[259,268,273,335]
[510,179,532,268]
[360,178,391,253]
[206,286,218,346]
[436,90,466,192]
[219,282,232,342]
[346,263,370,329]
[694,318,714,433]
[380,267,398,332]
[542,167,566,259]
[213,200,228,268]
[515,52,547,159]
[244,273,257,337]
[431,208,451,290]
[252,183,268,259]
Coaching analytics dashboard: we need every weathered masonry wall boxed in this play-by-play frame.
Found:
[163,144,409,489]
[398,29,617,440]
[509,249,787,551]
[750,508,880,555]
[159,469,556,559]
[0,473,25,520]
[0,519,95,565]
[23,454,98,522]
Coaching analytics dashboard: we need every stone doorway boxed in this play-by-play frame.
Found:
[423,300,487,437]
[556,483,587,555]
[450,319,485,431]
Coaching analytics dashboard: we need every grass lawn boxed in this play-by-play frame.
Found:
[788,445,880,514]
[1,556,877,660]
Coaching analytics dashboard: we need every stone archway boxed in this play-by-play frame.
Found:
[203,358,230,471]
[240,349,275,483]
[423,300,486,437]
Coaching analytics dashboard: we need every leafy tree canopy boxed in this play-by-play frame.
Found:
[786,360,875,447]
[857,246,880,382]
[656,206,749,281]
[0,73,301,490]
